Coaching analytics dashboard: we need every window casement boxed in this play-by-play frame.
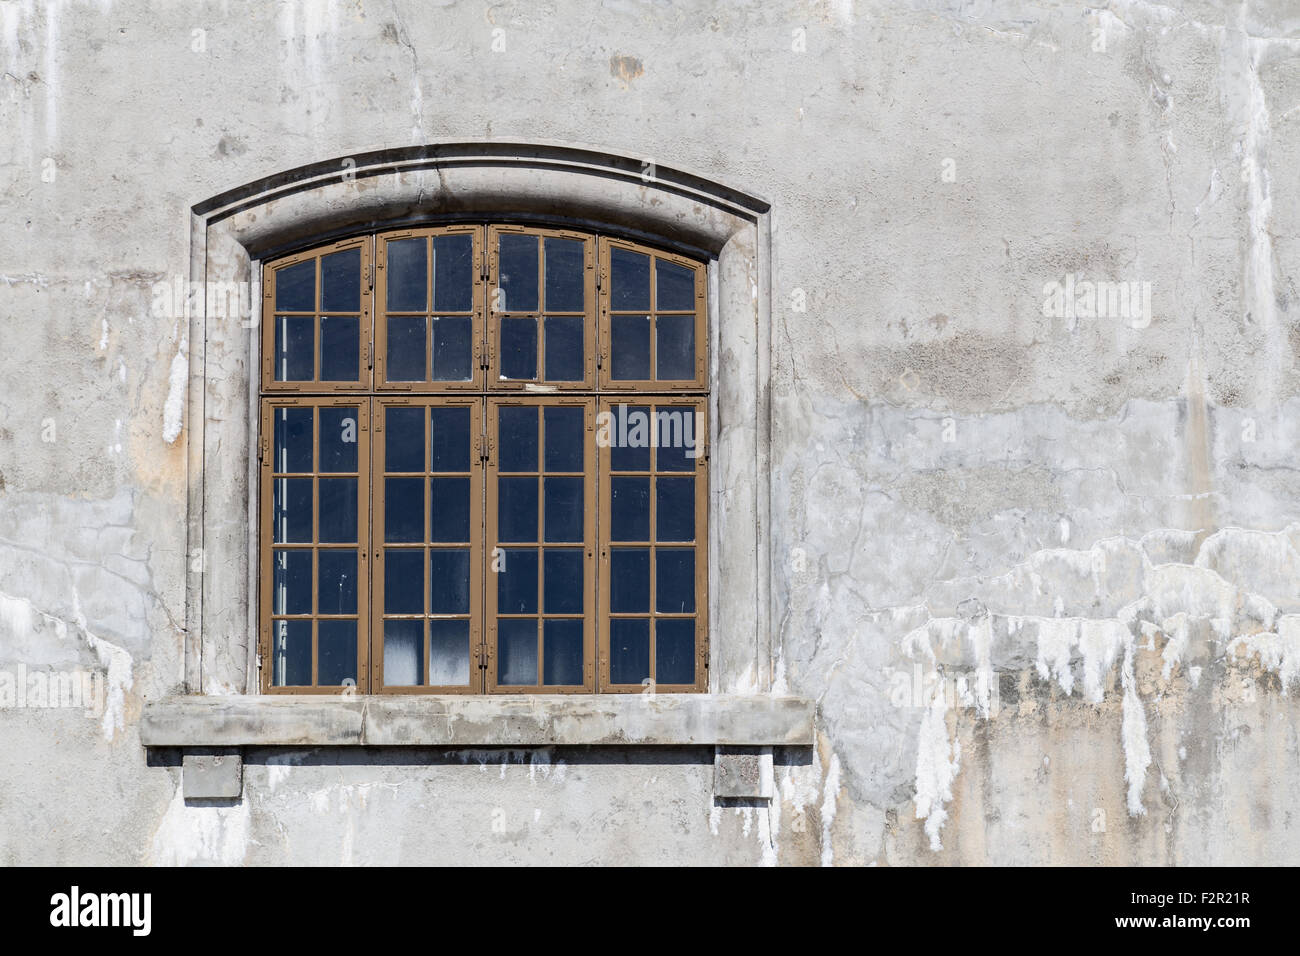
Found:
[257,224,709,695]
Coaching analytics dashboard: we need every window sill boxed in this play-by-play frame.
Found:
[140,694,815,748]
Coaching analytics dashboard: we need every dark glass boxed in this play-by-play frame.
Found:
[432,233,474,313]
[543,477,582,542]
[497,618,538,685]
[656,548,695,614]
[610,247,650,311]
[609,618,650,685]
[543,237,584,311]
[498,476,539,543]
[273,407,313,473]
[320,315,360,381]
[317,620,357,686]
[543,406,584,472]
[430,315,473,381]
[429,548,471,614]
[321,247,361,312]
[543,619,583,686]
[655,619,695,686]
[498,405,538,472]
[272,478,312,543]
[275,259,315,312]
[497,548,538,614]
[655,477,695,541]
[430,406,471,472]
[429,619,470,685]
[610,314,650,381]
[655,259,695,311]
[384,549,424,614]
[430,477,471,542]
[318,478,357,543]
[655,314,695,380]
[316,550,357,614]
[386,315,427,381]
[387,238,427,312]
[318,406,359,473]
[272,620,312,686]
[610,548,649,613]
[543,316,583,381]
[500,316,537,380]
[498,233,539,312]
[274,315,315,381]
[384,477,424,543]
[611,477,650,541]
[271,549,311,615]
[609,404,651,472]
[656,407,700,472]
[383,619,423,686]
[385,406,426,473]
[543,549,583,614]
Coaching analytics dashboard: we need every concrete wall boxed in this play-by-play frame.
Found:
[2,0,1299,865]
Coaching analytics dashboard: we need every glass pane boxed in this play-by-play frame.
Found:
[385,477,424,543]
[544,406,584,472]
[274,315,315,381]
[498,406,538,472]
[543,619,583,686]
[498,618,538,685]
[543,237,584,312]
[655,619,695,686]
[498,476,538,543]
[543,477,582,542]
[543,549,583,614]
[386,406,426,473]
[384,549,424,614]
[430,406,471,472]
[610,314,650,380]
[318,406,359,473]
[610,548,649,613]
[386,315,427,382]
[656,548,695,614]
[655,259,695,311]
[656,477,695,542]
[271,620,312,686]
[275,259,315,312]
[500,316,537,380]
[273,478,312,543]
[429,619,470,686]
[430,477,471,542]
[318,620,357,686]
[320,315,360,381]
[655,314,695,381]
[429,548,471,614]
[610,247,650,311]
[318,478,358,543]
[611,477,650,541]
[656,408,700,472]
[609,618,650,685]
[321,247,361,313]
[273,407,313,473]
[609,404,651,472]
[317,550,357,614]
[387,238,427,312]
[497,548,538,614]
[543,315,584,381]
[498,233,539,312]
[271,549,311,615]
[384,619,424,686]
[432,233,474,313]
[431,315,473,381]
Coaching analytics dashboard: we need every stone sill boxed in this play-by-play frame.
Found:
[140,694,815,748]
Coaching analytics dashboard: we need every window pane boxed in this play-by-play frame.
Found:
[318,478,358,543]
[544,406,584,472]
[271,620,312,686]
[431,315,473,381]
[273,407,313,473]
[384,549,424,614]
[387,238,427,312]
[271,549,311,615]
[543,315,583,381]
[497,548,538,614]
[543,549,583,614]
[498,619,538,685]
[429,620,470,686]
[655,477,695,541]
[656,548,695,614]
[656,409,700,472]
[386,315,427,381]
[500,316,537,380]
[386,406,425,473]
[609,405,651,472]
[610,548,649,613]
[430,477,471,542]
[385,477,424,542]
[321,247,361,313]
[275,259,315,312]
[543,619,583,686]
[655,259,695,311]
[273,478,312,543]
[543,477,582,542]
[498,233,538,312]
[655,619,695,686]
[499,476,538,543]
[318,407,359,473]
[429,549,471,614]
[498,405,538,472]
[543,237,584,312]
[611,477,650,541]
[609,618,650,685]
[317,550,357,614]
[320,315,360,381]
[655,314,695,381]
[430,406,471,472]
[610,314,650,381]
[384,619,424,686]
[432,233,474,313]
[610,247,650,311]
[318,620,357,686]
[274,315,315,381]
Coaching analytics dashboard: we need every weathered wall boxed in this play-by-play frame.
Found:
[2,0,1299,865]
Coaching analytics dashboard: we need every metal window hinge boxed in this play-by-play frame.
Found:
[477,643,491,669]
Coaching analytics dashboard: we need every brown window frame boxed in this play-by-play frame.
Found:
[257,224,708,695]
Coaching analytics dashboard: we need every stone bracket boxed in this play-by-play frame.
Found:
[714,746,774,800]
[182,748,243,800]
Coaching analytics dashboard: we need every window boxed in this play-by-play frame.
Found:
[259,224,708,694]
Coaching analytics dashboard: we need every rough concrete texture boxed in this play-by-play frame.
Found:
[2,0,1300,865]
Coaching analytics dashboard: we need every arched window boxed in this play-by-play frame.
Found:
[259,224,708,694]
